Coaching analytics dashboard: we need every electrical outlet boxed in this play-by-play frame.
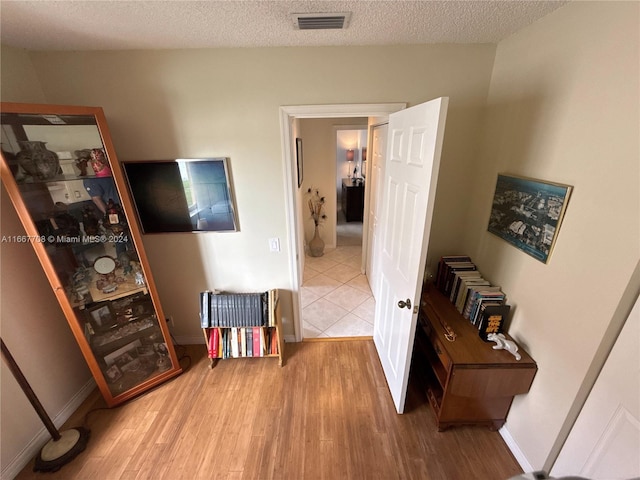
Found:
[166,316,174,327]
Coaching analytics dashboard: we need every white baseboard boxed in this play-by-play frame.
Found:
[500,425,534,473]
[173,335,206,346]
[1,378,96,480]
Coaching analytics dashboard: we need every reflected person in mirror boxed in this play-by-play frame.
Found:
[82,148,118,215]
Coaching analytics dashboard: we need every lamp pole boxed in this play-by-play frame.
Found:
[1,338,90,472]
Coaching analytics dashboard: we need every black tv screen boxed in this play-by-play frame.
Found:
[122,158,238,234]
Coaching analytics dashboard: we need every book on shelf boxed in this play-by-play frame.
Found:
[247,328,253,357]
[436,255,472,291]
[462,286,503,320]
[477,304,511,341]
[231,327,239,358]
[231,295,239,327]
[220,329,227,359]
[260,328,266,356]
[200,291,211,328]
[240,327,247,357]
[208,327,219,359]
[450,270,482,304]
[267,289,278,327]
[436,256,477,296]
[253,327,261,357]
[470,291,506,326]
[455,277,491,313]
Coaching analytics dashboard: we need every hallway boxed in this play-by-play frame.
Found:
[301,214,375,339]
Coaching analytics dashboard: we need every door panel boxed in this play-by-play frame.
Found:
[382,179,400,257]
[552,293,640,478]
[398,185,419,279]
[366,124,388,298]
[373,97,449,413]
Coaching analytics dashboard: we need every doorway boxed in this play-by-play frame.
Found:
[279,103,405,342]
[298,121,372,338]
[336,126,367,247]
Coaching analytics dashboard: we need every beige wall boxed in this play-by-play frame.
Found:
[0,45,46,104]
[16,44,494,343]
[465,1,639,470]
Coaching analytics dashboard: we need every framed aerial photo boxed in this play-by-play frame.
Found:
[487,174,572,264]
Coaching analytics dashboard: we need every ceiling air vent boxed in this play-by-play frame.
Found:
[292,12,351,30]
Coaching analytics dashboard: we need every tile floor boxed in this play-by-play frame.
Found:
[301,244,376,338]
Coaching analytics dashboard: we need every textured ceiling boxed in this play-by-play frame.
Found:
[0,1,567,51]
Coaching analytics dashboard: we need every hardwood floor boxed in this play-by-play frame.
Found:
[15,341,524,480]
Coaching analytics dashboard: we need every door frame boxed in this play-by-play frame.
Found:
[279,103,406,342]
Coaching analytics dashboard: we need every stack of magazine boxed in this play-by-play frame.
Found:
[435,256,510,340]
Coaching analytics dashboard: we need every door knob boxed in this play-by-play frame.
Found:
[397,298,412,309]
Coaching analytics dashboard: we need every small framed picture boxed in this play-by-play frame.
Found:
[130,299,154,318]
[104,364,123,383]
[103,339,142,366]
[87,303,116,332]
[119,357,142,373]
[154,342,169,356]
[111,292,144,312]
[296,138,303,188]
[137,345,155,357]
[113,351,135,367]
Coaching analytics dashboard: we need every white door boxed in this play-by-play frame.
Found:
[373,97,449,413]
[366,123,388,299]
[551,292,640,479]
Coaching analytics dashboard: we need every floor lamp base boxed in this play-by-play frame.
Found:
[34,427,91,473]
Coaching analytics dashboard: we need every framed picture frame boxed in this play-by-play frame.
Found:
[86,303,117,332]
[154,342,169,356]
[295,138,303,188]
[122,158,238,233]
[130,298,154,319]
[104,364,123,383]
[103,339,142,366]
[487,174,572,264]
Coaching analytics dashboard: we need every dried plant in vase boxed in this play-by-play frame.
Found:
[306,188,326,257]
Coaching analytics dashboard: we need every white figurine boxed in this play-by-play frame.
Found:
[135,271,145,286]
[487,333,521,361]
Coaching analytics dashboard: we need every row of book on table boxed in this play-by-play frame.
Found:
[435,255,510,341]
[207,326,279,359]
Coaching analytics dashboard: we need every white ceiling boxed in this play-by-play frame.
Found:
[0,1,567,52]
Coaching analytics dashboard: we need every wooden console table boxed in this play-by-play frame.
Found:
[415,284,537,431]
[341,178,364,222]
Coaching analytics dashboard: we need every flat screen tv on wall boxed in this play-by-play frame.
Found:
[122,158,238,234]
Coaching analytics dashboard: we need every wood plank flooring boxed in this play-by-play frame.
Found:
[15,340,524,480]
